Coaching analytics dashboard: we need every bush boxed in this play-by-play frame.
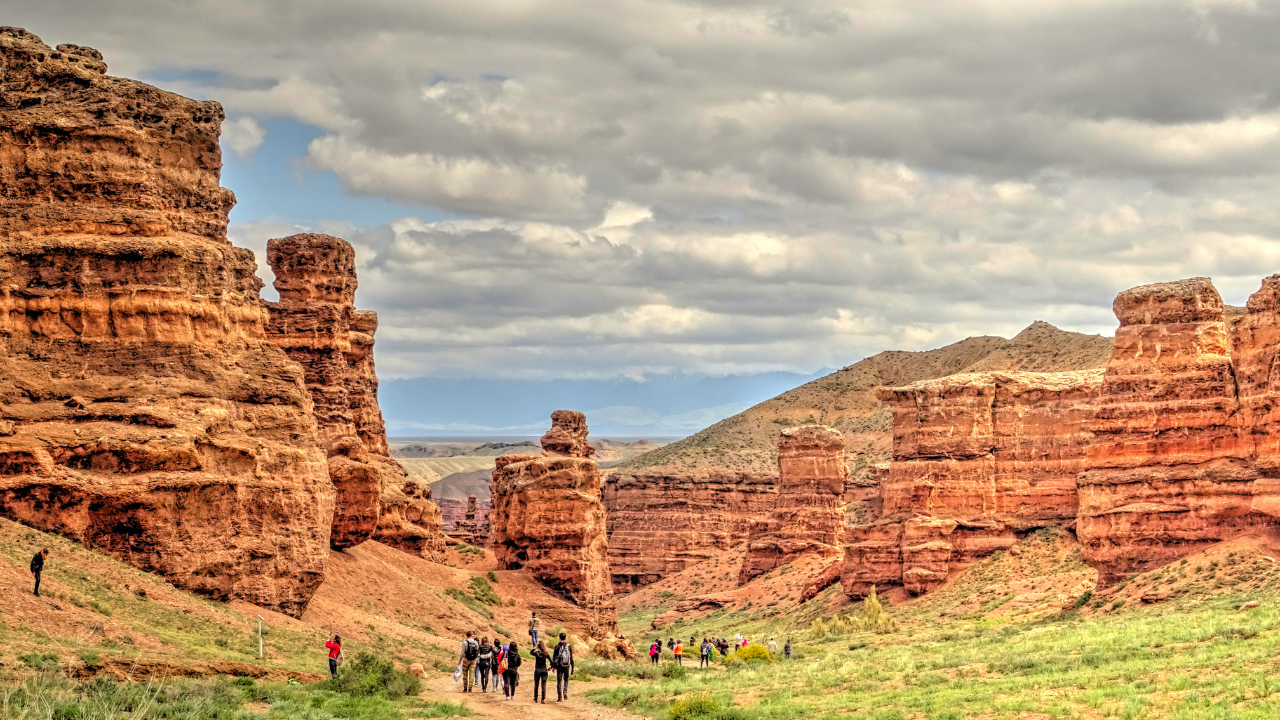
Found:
[725,645,774,666]
[669,694,721,720]
[19,652,61,671]
[486,570,498,583]
[469,576,501,605]
[662,663,688,679]
[1072,590,1093,610]
[325,652,423,698]
[78,651,101,669]
[446,587,494,619]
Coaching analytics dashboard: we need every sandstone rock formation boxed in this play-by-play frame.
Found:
[264,233,443,559]
[739,425,847,584]
[844,370,1103,596]
[0,28,333,616]
[490,412,617,637]
[1078,278,1262,585]
[608,322,1112,593]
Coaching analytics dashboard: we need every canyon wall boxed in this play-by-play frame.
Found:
[0,28,333,617]
[739,425,847,584]
[844,370,1103,596]
[265,233,443,559]
[490,412,617,637]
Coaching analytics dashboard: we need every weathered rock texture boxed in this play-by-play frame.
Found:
[844,370,1103,596]
[1078,278,1263,585]
[608,321,1112,593]
[0,28,333,616]
[740,425,847,584]
[490,412,617,637]
[264,233,443,559]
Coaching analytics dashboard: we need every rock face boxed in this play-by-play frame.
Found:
[0,28,333,616]
[490,412,617,637]
[844,370,1103,596]
[1078,278,1262,585]
[264,233,443,559]
[739,426,847,584]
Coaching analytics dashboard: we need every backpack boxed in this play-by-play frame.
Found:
[464,639,479,661]
[555,642,572,669]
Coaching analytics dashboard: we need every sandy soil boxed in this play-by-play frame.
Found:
[420,671,636,720]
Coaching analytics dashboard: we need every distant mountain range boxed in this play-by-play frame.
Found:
[378,370,834,437]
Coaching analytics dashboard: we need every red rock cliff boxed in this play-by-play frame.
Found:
[844,370,1102,596]
[0,28,333,617]
[490,412,617,637]
[265,234,443,559]
[739,425,847,584]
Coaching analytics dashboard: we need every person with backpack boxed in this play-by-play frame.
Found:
[501,641,522,699]
[700,638,712,667]
[528,611,542,647]
[459,631,479,692]
[30,548,47,597]
[531,639,551,703]
[477,637,495,692]
[324,635,342,678]
[649,639,661,664]
[552,632,574,701]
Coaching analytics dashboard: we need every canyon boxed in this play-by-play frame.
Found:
[489,411,618,637]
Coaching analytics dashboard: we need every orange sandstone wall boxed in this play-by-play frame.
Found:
[0,28,333,617]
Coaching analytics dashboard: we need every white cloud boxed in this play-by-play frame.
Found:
[222,117,267,159]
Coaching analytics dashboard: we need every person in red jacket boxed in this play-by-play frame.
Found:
[325,635,342,678]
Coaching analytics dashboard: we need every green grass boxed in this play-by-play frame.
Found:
[444,588,494,619]
[468,576,501,605]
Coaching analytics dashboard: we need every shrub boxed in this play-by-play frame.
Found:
[20,652,61,671]
[89,601,111,616]
[469,576,501,605]
[325,652,423,698]
[725,645,774,666]
[446,587,494,619]
[486,570,498,583]
[662,663,688,679]
[78,651,101,669]
[1072,590,1093,610]
[669,694,721,720]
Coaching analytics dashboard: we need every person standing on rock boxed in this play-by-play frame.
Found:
[30,548,46,597]
[553,632,574,701]
[460,631,480,693]
[324,635,342,678]
[528,611,542,647]
[477,636,495,692]
[531,639,551,703]
[502,641,522,700]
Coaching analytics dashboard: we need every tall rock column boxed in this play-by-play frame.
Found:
[739,425,847,584]
[265,234,443,559]
[1078,278,1257,586]
[0,28,333,617]
[490,411,618,637]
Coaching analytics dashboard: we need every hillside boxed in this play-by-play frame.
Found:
[615,321,1112,482]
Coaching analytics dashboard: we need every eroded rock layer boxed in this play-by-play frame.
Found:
[844,370,1102,596]
[490,413,617,637]
[0,28,332,617]
[264,233,443,558]
[739,425,847,584]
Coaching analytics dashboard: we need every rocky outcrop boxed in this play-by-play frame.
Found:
[844,370,1103,596]
[0,28,332,617]
[1078,278,1262,585]
[740,426,847,584]
[265,233,443,559]
[490,413,617,637]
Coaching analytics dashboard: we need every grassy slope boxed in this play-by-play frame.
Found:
[601,528,1280,720]
[615,322,1112,482]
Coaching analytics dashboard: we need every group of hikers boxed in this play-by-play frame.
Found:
[649,634,792,664]
[455,612,575,703]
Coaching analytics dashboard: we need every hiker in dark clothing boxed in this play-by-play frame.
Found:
[552,632,575,701]
[324,635,342,678]
[666,637,674,651]
[784,639,792,660]
[30,548,46,597]
[477,637,495,692]
[459,631,479,693]
[531,640,551,703]
[502,641,522,699]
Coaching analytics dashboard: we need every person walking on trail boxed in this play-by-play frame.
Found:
[784,638,792,660]
[459,631,480,693]
[767,637,779,655]
[528,611,542,647]
[673,638,684,665]
[649,640,661,665]
[501,641,522,700]
[531,639,551,703]
[666,637,674,651]
[30,548,47,597]
[477,637,494,692]
[324,635,342,678]
[494,642,507,694]
[552,632,574,701]
[700,638,712,667]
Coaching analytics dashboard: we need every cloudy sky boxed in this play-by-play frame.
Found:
[13,0,1280,382]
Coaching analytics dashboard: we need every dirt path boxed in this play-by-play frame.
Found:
[420,672,636,720]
